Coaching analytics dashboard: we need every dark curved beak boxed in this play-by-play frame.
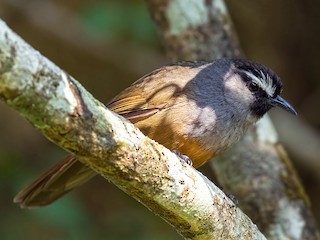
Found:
[270,96,297,115]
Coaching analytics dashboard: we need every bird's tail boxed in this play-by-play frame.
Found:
[14,155,96,208]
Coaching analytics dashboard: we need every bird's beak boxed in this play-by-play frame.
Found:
[270,96,297,115]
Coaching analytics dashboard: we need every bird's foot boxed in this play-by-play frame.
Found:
[226,194,239,206]
[172,150,193,166]
[221,187,239,206]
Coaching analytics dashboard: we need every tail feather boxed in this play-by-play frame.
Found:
[14,156,96,208]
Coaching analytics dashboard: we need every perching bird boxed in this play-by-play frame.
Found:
[14,58,297,208]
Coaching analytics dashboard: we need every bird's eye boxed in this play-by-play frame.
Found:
[249,82,259,92]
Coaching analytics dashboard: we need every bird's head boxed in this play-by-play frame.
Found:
[229,59,297,119]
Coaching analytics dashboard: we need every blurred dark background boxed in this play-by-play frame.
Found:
[0,0,319,239]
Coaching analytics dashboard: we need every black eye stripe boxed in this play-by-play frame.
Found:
[232,59,283,97]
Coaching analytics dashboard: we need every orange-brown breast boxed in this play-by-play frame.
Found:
[131,109,216,168]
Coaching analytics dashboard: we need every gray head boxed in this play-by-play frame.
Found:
[178,58,296,122]
[226,58,297,118]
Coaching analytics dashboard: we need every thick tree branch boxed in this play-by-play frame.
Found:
[0,20,266,239]
[146,0,320,239]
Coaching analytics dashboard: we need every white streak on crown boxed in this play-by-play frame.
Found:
[244,70,276,97]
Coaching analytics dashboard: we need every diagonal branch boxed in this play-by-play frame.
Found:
[0,19,266,239]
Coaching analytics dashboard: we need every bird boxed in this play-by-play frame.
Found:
[14,58,297,208]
